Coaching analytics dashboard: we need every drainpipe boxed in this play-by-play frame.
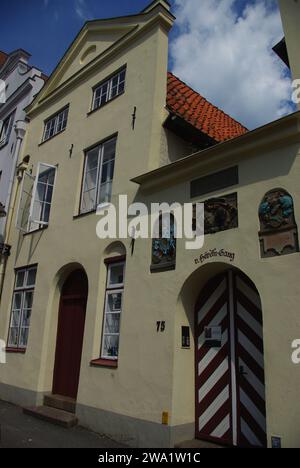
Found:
[0,120,27,303]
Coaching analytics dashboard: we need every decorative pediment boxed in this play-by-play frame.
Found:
[26,2,174,117]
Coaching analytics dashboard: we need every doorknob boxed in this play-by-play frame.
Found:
[239,365,248,376]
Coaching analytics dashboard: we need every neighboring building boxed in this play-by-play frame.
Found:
[278,0,300,83]
[0,0,300,449]
[0,49,46,290]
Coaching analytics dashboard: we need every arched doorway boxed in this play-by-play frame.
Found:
[195,269,266,448]
[52,269,88,399]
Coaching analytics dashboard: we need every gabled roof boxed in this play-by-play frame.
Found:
[0,50,8,67]
[166,72,248,143]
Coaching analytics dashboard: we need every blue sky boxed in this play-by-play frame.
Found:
[0,0,158,75]
[0,0,294,129]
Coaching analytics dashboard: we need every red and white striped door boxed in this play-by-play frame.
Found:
[195,270,266,447]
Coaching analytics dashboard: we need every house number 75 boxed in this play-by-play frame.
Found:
[157,321,166,332]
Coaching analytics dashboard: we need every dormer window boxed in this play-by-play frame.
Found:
[92,68,126,111]
[42,106,69,142]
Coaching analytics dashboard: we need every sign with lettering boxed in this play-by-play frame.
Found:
[194,248,235,265]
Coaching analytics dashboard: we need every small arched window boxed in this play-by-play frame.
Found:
[151,213,176,271]
[259,188,299,258]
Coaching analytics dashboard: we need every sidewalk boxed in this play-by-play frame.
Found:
[0,400,128,448]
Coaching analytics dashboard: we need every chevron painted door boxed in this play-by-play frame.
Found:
[195,270,266,447]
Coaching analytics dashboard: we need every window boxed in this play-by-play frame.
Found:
[0,111,15,147]
[92,68,126,111]
[16,163,57,232]
[43,107,69,142]
[8,266,37,349]
[101,260,126,360]
[80,137,116,213]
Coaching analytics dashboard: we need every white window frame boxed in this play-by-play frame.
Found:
[43,107,69,142]
[92,68,126,111]
[80,137,116,214]
[0,111,15,147]
[101,261,125,360]
[15,171,35,232]
[8,266,37,350]
[29,162,57,231]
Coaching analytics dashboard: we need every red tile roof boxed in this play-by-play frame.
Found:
[167,72,248,143]
[0,50,8,67]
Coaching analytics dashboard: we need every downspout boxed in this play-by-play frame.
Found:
[0,120,27,303]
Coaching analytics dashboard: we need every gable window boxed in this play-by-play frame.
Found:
[0,111,15,147]
[80,137,116,213]
[43,107,69,142]
[101,258,126,360]
[8,265,37,350]
[92,68,126,111]
[16,163,57,233]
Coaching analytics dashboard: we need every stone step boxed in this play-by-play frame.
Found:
[43,394,76,414]
[23,405,78,428]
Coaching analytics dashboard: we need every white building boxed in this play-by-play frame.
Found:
[0,49,46,252]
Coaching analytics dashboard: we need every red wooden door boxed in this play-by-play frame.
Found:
[52,270,88,399]
[195,270,266,447]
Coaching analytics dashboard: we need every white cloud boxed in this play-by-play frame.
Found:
[44,0,49,7]
[170,0,295,130]
[75,0,92,21]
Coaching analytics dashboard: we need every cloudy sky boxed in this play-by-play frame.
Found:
[0,0,295,129]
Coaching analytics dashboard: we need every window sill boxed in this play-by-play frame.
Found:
[38,128,66,146]
[6,347,26,354]
[23,226,48,236]
[90,358,118,368]
[73,209,96,220]
[87,91,125,117]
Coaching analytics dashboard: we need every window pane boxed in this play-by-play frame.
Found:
[118,81,125,94]
[119,70,126,83]
[21,309,31,327]
[23,291,33,309]
[39,166,55,185]
[36,181,47,202]
[111,76,119,87]
[107,292,123,312]
[13,292,22,310]
[84,168,97,191]
[98,181,112,204]
[86,148,99,171]
[104,313,120,334]
[8,328,19,347]
[42,202,51,223]
[45,185,53,204]
[19,328,29,347]
[11,310,21,328]
[111,86,118,98]
[82,188,96,212]
[102,139,116,163]
[26,268,37,286]
[109,264,124,286]
[102,335,119,358]
[16,270,25,288]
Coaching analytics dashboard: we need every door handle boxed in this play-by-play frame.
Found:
[239,365,248,376]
